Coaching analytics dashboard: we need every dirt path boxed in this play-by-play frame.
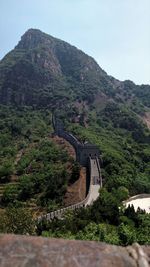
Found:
[14,149,24,165]
[10,149,24,182]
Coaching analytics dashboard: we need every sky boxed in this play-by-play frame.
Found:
[0,0,150,85]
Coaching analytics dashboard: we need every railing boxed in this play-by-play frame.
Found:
[95,156,102,187]
[37,115,102,223]
[37,156,101,223]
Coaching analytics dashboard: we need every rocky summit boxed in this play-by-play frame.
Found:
[0,30,150,248]
[0,29,149,111]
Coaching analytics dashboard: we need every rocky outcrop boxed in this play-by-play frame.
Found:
[0,234,149,267]
[0,29,108,107]
[0,29,149,110]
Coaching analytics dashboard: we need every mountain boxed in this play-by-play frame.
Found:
[0,29,150,244]
[0,29,149,114]
[0,29,108,107]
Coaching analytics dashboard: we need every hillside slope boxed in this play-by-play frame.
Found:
[0,29,149,115]
[0,29,150,245]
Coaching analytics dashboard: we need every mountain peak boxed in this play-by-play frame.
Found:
[16,28,54,50]
[0,29,149,109]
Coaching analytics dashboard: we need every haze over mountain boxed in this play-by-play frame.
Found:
[0,29,149,113]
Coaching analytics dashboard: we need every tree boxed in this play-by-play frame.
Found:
[1,184,19,205]
[18,175,34,200]
[91,188,120,225]
[118,223,136,245]
[136,213,150,244]
[0,161,13,182]
[113,187,129,202]
[69,162,80,184]
[0,207,35,235]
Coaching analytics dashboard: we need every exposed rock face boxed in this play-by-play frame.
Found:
[0,29,108,107]
[1,28,149,110]
[0,234,149,267]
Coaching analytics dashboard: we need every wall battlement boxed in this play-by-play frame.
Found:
[52,115,101,166]
[37,115,102,222]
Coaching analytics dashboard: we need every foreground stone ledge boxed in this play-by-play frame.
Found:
[0,234,149,267]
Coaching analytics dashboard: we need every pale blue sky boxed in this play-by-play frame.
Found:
[0,0,150,84]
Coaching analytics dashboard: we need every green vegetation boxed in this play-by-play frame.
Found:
[67,102,150,195]
[38,188,150,245]
[1,29,150,111]
[0,29,149,245]
[0,106,75,212]
[36,99,150,246]
[0,102,149,245]
[0,206,35,235]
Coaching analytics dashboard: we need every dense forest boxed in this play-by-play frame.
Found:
[0,106,78,211]
[0,103,149,245]
[37,102,150,245]
[0,29,150,245]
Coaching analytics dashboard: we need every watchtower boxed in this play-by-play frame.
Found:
[77,143,100,166]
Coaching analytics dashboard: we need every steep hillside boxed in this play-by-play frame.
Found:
[0,29,109,108]
[0,29,149,197]
[0,29,150,244]
[0,28,149,115]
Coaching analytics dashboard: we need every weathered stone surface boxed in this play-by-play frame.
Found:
[0,234,149,267]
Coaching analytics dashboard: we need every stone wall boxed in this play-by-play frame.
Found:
[78,144,100,166]
[52,115,101,166]
[0,234,149,267]
[37,157,101,222]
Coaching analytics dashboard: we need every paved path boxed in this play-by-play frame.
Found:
[85,158,101,206]
[38,115,102,222]
[38,156,102,222]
